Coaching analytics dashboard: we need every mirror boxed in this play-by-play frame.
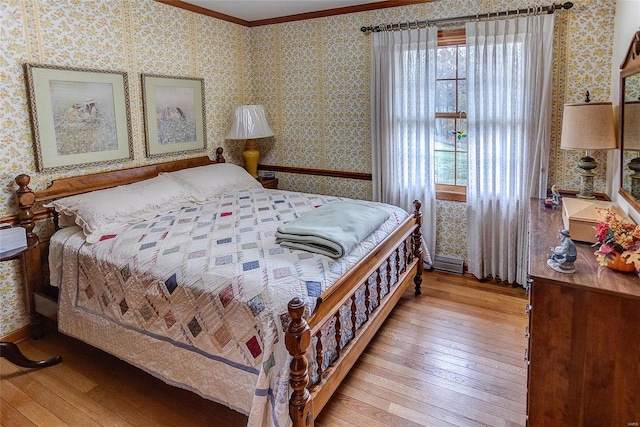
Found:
[618,30,640,212]
[621,74,640,197]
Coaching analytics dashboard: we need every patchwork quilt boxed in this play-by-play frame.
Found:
[53,187,409,426]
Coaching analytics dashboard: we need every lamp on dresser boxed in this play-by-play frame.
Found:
[560,91,617,199]
[226,105,274,178]
[623,100,640,198]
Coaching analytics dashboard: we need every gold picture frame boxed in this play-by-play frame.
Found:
[25,63,133,172]
[141,74,206,158]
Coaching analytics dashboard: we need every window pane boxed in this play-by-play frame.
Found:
[456,152,468,186]
[435,38,467,189]
[458,79,467,113]
[435,151,455,184]
[436,80,456,112]
[456,118,468,151]
[437,46,456,79]
[435,118,455,150]
[458,46,466,78]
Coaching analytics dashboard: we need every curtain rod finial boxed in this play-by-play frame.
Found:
[563,1,574,10]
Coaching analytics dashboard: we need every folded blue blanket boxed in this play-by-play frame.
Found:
[275,201,390,258]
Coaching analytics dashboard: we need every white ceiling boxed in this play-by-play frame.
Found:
[180,0,388,22]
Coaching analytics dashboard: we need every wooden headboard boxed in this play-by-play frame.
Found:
[14,147,225,238]
[9,147,225,335]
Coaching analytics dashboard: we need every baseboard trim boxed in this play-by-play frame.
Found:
[1,318,58,343]
[1,324,31,343]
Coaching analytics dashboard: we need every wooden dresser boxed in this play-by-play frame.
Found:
[527,199,640,426]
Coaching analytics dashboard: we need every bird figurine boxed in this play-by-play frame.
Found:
[551,185,560,205]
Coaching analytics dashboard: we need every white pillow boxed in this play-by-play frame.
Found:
[162,163,262,202]
[56,212,77,228]
[45,174,191,243]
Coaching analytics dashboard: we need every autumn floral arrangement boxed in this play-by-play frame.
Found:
[593,207,640,272]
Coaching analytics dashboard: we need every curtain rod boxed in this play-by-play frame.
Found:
[360,1,573,33]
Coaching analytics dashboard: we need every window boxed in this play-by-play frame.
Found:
[435,30,466,201]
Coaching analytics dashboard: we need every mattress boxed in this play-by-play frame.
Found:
[50,187,411,426]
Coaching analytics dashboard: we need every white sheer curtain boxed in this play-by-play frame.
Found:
[466,14,555,285]
[371,27,438,259]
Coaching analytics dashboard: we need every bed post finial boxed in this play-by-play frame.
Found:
[412,200,424,296]
[215,147,225,163]
[286,297,314,427]
[15,174,37,240]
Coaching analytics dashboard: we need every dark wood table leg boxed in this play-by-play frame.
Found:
[0,341,62,369]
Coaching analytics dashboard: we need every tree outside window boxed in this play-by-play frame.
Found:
[435,41,467,187]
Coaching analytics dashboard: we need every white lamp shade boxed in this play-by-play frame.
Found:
[226,105,274,140]
[623,101,640,150]
[560,102,617,151]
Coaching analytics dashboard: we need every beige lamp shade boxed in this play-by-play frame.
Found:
[226,105,274,179]
[226,105,274,140]
[560,101,616,200]
[623,101,640,150]
[560,102,617,151]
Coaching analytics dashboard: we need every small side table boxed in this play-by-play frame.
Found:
[258,177,279,189]
[0,342,61,368]
[0,236,62,369]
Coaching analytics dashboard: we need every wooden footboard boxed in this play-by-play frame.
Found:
[286,201,423,427]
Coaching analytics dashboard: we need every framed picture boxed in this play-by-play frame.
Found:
[25,63,133,172]
[141,74,206,157]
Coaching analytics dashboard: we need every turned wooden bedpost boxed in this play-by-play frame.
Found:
[214,147,225,163]
[15,174,37,240]
[286,297,314,427]
[412,200,424,296]
[15,174,45,336]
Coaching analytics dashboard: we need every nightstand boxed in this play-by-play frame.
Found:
[258,177,278,189]
[0,235,62,369]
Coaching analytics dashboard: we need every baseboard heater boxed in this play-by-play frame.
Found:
[432,255,464,274]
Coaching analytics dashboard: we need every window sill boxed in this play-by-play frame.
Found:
[436,185,466,202]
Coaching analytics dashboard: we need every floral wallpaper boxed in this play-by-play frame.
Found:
[435,200,468,260]
[0,0,617,337]
[549,0,617,195]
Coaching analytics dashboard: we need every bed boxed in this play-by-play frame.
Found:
[12,148,427,427]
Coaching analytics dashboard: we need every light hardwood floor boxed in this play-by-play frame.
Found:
[1,271,528,427]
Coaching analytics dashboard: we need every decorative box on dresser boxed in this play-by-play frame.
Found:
[527,199,640,426]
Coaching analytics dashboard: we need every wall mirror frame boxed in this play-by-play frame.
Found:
[618,30,640,213]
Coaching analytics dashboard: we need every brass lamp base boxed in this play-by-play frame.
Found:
[242,139,260,178]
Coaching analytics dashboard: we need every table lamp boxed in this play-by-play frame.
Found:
[560,92,617,199]
[226,105,274,178]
